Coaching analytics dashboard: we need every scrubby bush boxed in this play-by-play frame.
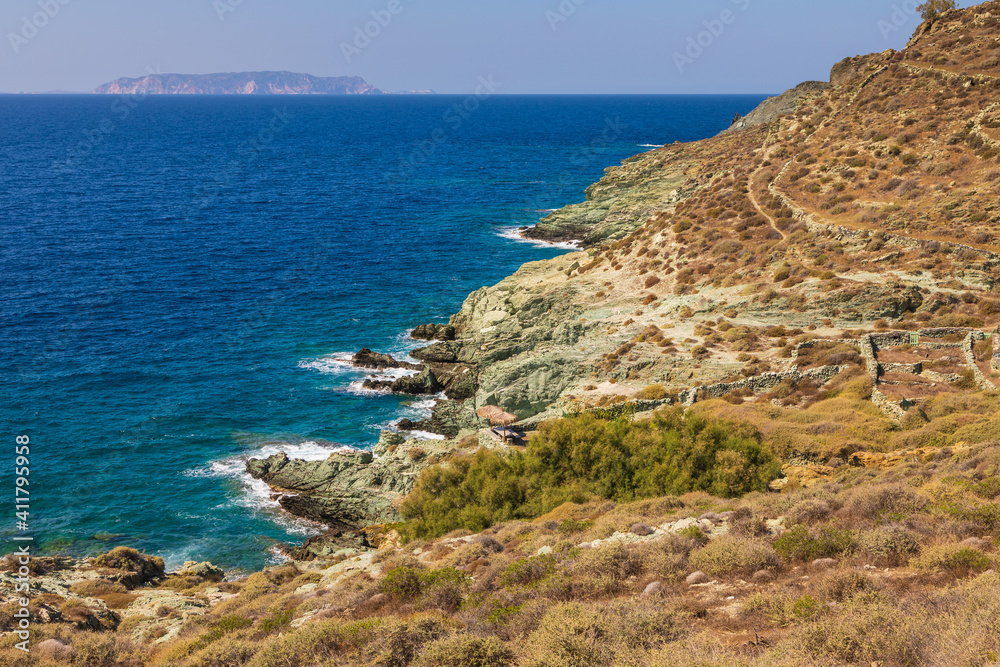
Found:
[788,498,834,525]
[401,409,779,539]
[521,602,682,667]
[773,525,856,563]
[689,536,780,577]
[795,596,920,665]
[856,524,921,566]
[818,570,879,602]
[912,544,993,577]
[847,483,927,522]
[93,547,164,588]
[413,634,516,667]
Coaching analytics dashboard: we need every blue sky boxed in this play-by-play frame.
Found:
[0,0,976,94]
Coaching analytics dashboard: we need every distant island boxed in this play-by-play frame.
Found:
[90,71,431,95]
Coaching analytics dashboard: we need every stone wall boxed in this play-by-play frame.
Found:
[859,334,880,380]
[871,387,907,422]
[962,331,997,391]
[880,362,922,375]
[680,365,845,406]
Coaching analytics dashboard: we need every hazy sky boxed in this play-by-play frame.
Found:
[0,0,976,94]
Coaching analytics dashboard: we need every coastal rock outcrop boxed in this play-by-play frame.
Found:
[411,324,456,341]
[723,81,831,134]
[352,348,421,371]
[245,433,459,536]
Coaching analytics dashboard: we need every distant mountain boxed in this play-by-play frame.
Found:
[91,71,388,95]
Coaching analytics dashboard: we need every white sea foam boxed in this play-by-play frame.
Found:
[497,227,581,251]
[297,353,355,375]
[639,143,665,148]
[347,380,390,396]
[407,430,447,441]
[191,439,361,538]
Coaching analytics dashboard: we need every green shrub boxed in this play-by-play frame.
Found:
[675,524,708,545]
[382,567,424,600]
[382,567,468,602]
[498,556,557,589]
[413,634,516,667]
[401,408,779,539]
[912,544,993,577]
[689,536,780,577]
[856,525,921,566]
[774,525,857,563]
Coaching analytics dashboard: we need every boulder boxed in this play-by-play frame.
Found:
[179,561,225,581]
[363,367,441,395]
[411,324,456,341]
[686,571,709,586]
[642,581,663,597]
[246,439,454,531]
[411,342,461,364]
[288,531,371,560]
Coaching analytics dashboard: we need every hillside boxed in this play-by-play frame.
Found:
[4,3,1000,666]
[91,72,386,95]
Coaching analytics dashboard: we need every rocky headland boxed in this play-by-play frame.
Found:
[91,72,387,95]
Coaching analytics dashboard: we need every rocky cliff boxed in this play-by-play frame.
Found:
[92,71,386,95]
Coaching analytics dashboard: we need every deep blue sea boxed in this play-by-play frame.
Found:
[0,94,766,572]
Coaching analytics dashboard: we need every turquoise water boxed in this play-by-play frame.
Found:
[0,94,766,571]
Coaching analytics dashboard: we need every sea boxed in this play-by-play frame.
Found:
[0,94,767,572]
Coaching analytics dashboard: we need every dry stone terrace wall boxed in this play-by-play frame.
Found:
[962,331,997,391]
[855,327,999,420]
[679,365,845,407]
